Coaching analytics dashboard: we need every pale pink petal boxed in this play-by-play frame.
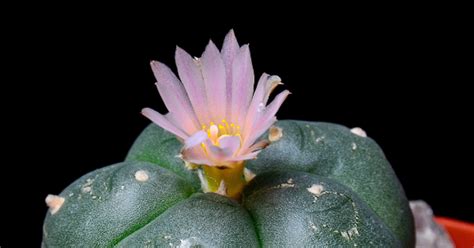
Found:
[231,45,254,125]
[241,90,290,150]
[175,47,209,125]
[217,135,241,156]
[165,112,179,126]
[150,61,199,134]
[262,75,283,105]
[184,130,208,149]
[221,29,239,69]
[181,146,213,165]
[231,151,260,161]
[201,40,226,121]
[242,73,269,134]
[221,30,240,120]
[242,75,284,144]
[247,139,270,152]
[259,90,291,124]
[246,89,290,144]
[240,116,277,153]
[203,139,236,163]
[141,108,188,139]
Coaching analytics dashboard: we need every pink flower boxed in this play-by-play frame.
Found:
[142,30,290,167]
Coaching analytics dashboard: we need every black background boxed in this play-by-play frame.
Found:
[2,8,471,246]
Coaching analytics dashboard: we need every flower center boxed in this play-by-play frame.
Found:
[202,119,241,145]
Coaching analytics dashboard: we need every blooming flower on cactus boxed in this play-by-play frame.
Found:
[142,30,290,169]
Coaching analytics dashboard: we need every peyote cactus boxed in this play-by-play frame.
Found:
[43,30,414,247]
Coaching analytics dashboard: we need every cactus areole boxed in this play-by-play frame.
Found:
[43,31,415,247]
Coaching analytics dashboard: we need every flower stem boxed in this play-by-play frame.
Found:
[202,162,246,201]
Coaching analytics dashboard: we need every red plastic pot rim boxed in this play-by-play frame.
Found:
[435,217,474,247]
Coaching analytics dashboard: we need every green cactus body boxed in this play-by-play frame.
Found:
[43,120,414,247]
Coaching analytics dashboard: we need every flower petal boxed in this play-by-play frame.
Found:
[175,46,209,125]
[181,146,213,165]
[241,90,290,150]
[201,40,226,121]
[262,75,283,105]
[247,139,270,152]
[241,116,277,152]
[231,45,254,125]
[231,151,260,161]
[221,29,239,69]
[217,135,241,156]
[150,61,199,134]
[141,108,188,139]
[183,130,208,149]
[221,30,240,120]
[243,73,269,132]
[242,75,283,145]
[202,138,237,164]
[260,90,291,124]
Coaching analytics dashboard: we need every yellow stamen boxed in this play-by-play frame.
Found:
[209,124,219,143]
[202,119,241,139]
[199,119,244,148]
